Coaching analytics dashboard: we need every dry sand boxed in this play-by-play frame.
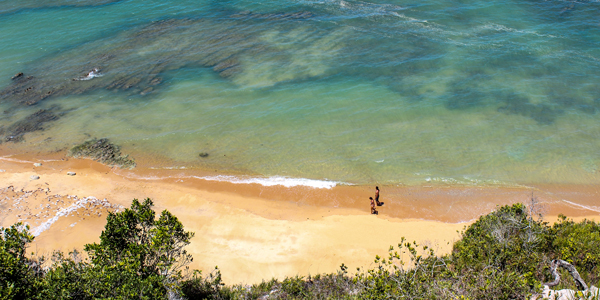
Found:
[0,153,598,284]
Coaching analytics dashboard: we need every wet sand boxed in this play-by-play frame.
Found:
[0,152,599,284]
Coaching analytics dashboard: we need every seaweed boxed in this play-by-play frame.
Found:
[68,138,136,169]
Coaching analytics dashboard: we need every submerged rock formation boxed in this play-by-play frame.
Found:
[0,106,64,142]
[0,0,123,15]
[68,138,136,169]
[0,13,343,107]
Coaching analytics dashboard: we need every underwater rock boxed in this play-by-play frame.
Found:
[0,0,123,15]
[72,68,103,81]
[199,152,209,158]
[0,12,341,106]
[68,138,136,169]
[11,73,23,80]
[229,11,315,20]
[0,106,62,142]
[497,97,560,125]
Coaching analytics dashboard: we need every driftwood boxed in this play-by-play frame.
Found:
[544,259,587,291]
[533,260,600,300]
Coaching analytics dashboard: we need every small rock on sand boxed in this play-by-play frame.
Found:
[67,172,76,176]
[30,175,40,180]
[34,163,42,167]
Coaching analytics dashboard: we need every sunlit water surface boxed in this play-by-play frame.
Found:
[1,0,599,186]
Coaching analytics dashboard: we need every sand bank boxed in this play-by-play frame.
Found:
[0,154,598,284]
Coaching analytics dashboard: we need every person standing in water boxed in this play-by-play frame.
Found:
[375,186,383,206]
[369,197,378,215]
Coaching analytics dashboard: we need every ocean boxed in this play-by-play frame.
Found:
[1,0,600,188]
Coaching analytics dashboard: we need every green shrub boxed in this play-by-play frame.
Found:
[0,223,41,300]
[550,215,600,286]
[450,203,549,298]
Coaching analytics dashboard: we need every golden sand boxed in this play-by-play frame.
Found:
[0,153,598,284]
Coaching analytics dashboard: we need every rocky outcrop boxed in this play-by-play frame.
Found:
[68,138,136,169]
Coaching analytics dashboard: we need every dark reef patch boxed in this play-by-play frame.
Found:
[0,0,124,15]
[496,92,562,125]
[0,106,64,143]
[68,138,136,169]
[0,13,328,107]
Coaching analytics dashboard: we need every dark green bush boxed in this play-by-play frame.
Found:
[550,215,600,286]
[0,223,41,300]
[451,203,549,298]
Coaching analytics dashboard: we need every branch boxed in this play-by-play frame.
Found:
[544,259,587,291]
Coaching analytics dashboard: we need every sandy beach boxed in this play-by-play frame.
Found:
[1,153,599,284]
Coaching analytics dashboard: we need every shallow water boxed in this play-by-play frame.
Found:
[1,0,600,186]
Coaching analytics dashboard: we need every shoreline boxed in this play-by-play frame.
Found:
[1,153,599,284]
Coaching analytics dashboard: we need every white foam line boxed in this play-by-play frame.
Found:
[561,199,600,213]
[193,175,344,189]
[0,156,63,163]
[127,171,346,189]
[31,196,121,237]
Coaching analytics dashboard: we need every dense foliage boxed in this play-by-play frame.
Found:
[1,200,599,299]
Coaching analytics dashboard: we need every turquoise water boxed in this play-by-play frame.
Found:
[1,0,600,186]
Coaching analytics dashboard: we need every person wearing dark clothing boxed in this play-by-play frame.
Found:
[375,186,383,206]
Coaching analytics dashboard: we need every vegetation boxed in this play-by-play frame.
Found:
[1,199,599,299]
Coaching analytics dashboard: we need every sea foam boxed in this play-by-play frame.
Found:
[194,175,343,189]
[31,196,121,237]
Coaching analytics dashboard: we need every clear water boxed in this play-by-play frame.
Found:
[1,0,600,186]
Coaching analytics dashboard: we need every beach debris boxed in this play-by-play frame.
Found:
[67,172,76,176]
[535,259,599,300]
[0,105,64,143]
[11,72,23,80]
[0,170,5,172]
[30,175,40,180]
[199,152,209,158]
[34,163,42,167]
[544,259,587,291]
[68,138,136,169]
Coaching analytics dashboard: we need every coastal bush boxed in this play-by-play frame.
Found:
[3,201,600,299]
[0,223,41,300]
[180,268,236,300]
[0,198,195,300]
[84,198,194,298]
[549,215,600,286]
[451,203,549,298]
